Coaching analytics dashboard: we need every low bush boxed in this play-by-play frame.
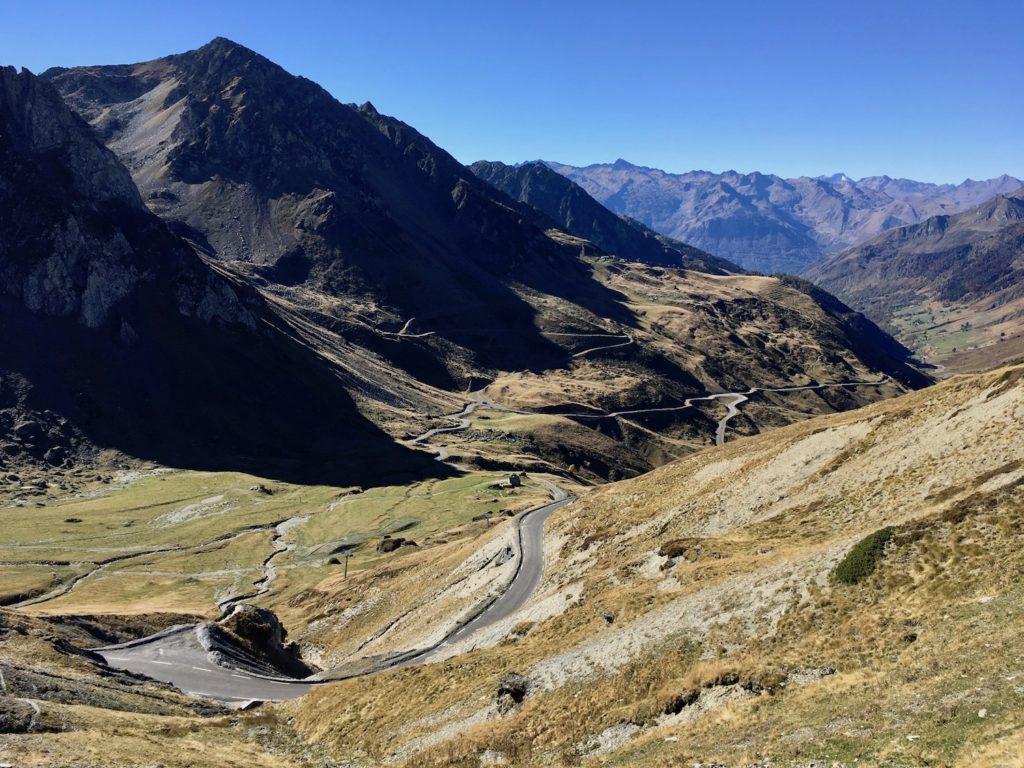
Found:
[832,527,894,584]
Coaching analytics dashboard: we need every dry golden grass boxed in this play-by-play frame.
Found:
[0,705,310,768]
[286,364,1024,766]
[5,363,1017,766]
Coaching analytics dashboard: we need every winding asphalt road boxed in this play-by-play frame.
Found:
[551,377,889,445]
[95,403,575,703]
[437,479,569,649]
[713,393,748,446]
[92,377,887,701]
[714,378,890,444]
[98,627,315,703]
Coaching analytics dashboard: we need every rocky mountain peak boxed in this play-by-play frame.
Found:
[977,191,1024,222]
[198,35,254,55]
[178,36,271,74]
[0,59,426,481]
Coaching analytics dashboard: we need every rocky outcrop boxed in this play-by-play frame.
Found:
[205,605,314,679]
[496,671,530,714]
[0,698,39,733]
[377,536,417,553]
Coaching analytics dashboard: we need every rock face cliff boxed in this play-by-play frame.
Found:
[0,66,432,485]
[548,159,1022,273]
[0,65,251,331]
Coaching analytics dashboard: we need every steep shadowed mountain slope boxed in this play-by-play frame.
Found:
[548,159,1022,273]
[0,65,435,486]
[43,38,627,377]
[40,39,929,471]
[469,160,740,275]
[804,191,1024,370]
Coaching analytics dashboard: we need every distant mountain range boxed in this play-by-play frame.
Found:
[547,159,1022,273]
[469,160,740,274]
[805,190,1024,370]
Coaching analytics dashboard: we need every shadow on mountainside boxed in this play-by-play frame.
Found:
[0,302,450,488]
[44,41,636,376]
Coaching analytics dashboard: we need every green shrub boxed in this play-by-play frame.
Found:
[832,527,894,584]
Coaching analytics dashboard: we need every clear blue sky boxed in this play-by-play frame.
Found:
[3,0,1022,183]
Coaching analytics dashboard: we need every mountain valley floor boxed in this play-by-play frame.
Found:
[1,365,1022,767]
